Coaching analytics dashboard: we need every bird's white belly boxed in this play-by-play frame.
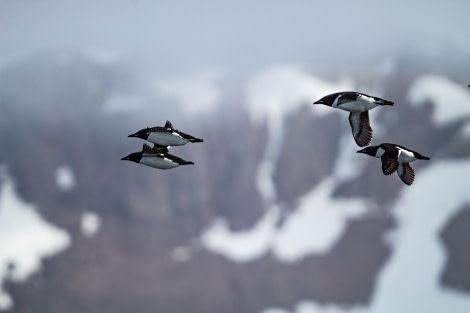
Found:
[148,132,188,146]
[142,155,179,169]
[398,149,416,163]
[335,96,379,112]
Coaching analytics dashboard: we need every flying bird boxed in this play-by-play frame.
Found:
[357,143,430,185]
[313,92,394,147]
[128,120,203,147]
[121,143,194,170]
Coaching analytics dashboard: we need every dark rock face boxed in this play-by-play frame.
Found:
[1,54,469,313]
[440,206,470,293]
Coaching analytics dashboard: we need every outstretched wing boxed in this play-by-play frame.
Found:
[380,149,399,175]
[397,163,415,185]
[349,111,373,147]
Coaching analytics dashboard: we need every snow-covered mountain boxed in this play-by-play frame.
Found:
[0,52,469,313]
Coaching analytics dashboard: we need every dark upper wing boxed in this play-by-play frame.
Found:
[142,143,168,154]
[397,163,415,185]
[146,120,174,133]
[142,143,191,164]
[165,120,174,130]
[380,149,399,175]
[147,126,169,133]
[152,144,169,153]
[349,111,373,147]
[337,92,359,105]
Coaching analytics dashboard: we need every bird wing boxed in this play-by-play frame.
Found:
[147,126,169,132]
[142,143,168,154]
[380,149,399,175]
[337,92,358,105]
[349,111,373,147]
[397,163,415,185]
[153,144,169,153]
[145,120,174,133]
[164,152,193,165]
[165,120,174,130]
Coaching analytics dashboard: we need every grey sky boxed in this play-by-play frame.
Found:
[1,0,470,72]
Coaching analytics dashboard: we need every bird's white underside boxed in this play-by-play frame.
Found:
[141,155,179,169]
[333,94,380,113]
[148,132,188,146]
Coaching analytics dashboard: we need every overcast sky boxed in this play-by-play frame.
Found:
[1,0,470,73]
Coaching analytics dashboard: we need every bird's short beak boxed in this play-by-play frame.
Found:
[127,133,138,138]
[313,100,323,105]
[356,149,365,154]
[121,156,130,160]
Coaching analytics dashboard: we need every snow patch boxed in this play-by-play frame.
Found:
[262,301,363,313]
[408,75,470,126]
[171,246,192,263]
[272,178,368,262]
[255,104,284,207]
[201,176,368,263]
[80,211,101,238]
[55,164,76,191]
[155,68,224,115]
[201,206,280,263]
[0,169,70,311]
[245,64,353,122]
[248,65,355,214]
[260,159,470,313]
[333,132,369,182]
[368,159,470,313]
[201,68,368,263]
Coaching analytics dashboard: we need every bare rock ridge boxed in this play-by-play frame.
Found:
[0,54,469,313]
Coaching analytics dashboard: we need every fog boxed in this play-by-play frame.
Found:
[1,1,470,313]
[2,0,470,74]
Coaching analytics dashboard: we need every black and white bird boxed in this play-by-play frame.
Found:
[128,120,203,147]
[121,143,194,170]
[313,92,394,147]
[357,143,430,185]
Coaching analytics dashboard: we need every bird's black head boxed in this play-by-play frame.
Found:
[313,93,339,106]
[121,152,143,163]
[356,146,378,156]
[128,128,150,140]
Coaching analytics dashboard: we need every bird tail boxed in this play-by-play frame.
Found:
[413,150,430,160]
[380,99,394,106]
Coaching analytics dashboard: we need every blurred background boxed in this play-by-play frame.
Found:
[1,0,470,312]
